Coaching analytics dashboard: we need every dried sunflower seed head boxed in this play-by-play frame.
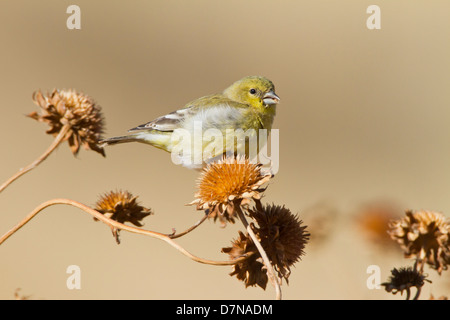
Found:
[29,89,105,156]
[249,203,310,283]
[95,190,153,244]
[221,231,268,289]
[190,156,272,226]
[382,266,430,296]
[388,210,450,274]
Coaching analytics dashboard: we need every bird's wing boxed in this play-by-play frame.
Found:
[128,107,193,132]
[128,95,247,132]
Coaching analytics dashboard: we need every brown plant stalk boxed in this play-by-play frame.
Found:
[0,125,70,194]
[169,213,209,239]
[234,203,282,300]
[0,198,248,266]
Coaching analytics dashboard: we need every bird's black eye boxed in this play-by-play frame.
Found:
[249,88,257,95]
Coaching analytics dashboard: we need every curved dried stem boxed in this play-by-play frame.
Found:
[234,202,282,300]
[168,212,208,239]
[405,288,411,300]
[413,287,422,300]
[0,125,70,194]
[0,198,249,266]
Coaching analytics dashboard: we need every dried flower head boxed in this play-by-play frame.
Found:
[382,266,431,297]
[29,89,105,156]
[249,203,309,283]
[389,210,450,274]
[222,231,268,289]
[190,157,272,225]
[95,190,153,244]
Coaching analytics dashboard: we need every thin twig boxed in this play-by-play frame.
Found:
[411,260,425,300]
[413,287,422,300]
[168,212,208,239]
[0,125,70,194]
[405,288,411,300]
[234,203,282,300]
[0,198,248,266]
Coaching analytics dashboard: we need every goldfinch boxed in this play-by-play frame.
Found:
[101,76,280,169]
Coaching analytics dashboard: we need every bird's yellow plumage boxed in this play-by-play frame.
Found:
[101,76,280,169]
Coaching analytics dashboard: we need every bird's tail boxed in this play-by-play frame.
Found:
[99,135,139,147]
[100,131,173,153]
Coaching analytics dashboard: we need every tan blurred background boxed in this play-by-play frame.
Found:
[1,0,449,300]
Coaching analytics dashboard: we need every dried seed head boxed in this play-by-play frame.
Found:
[222,231,268,289]
[382,266,430,296]
[249,203,309,282]
[95,190,153,244]
[388,210,450,274]
[190,157,272,225]
[29,89,105,156]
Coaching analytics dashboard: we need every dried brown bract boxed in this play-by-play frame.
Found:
[29,89,105,156]
[190,157,272,225]
[389,210,450,274]
[95,190,153,243]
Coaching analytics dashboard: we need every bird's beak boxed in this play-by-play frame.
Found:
[263,91,280,106]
